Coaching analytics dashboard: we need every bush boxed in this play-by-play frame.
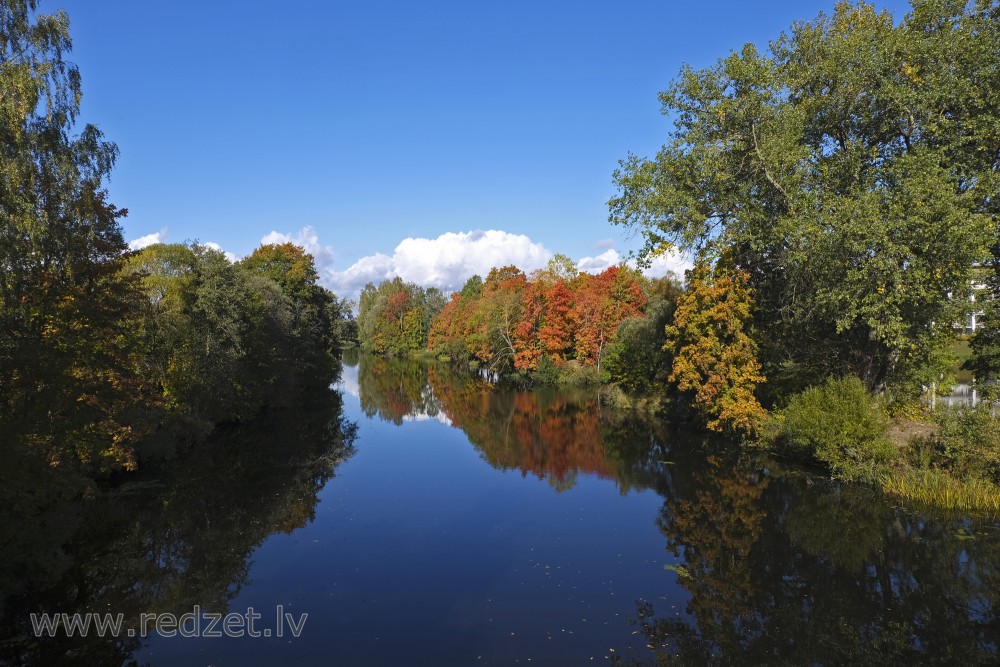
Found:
[558,360,601,387]
[774,376,895,482]
[601,316,668,392]
[530,355,562,385]
[922,403,1000,483]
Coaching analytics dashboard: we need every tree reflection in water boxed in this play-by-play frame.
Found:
[352,353,674,493]
[354,354,1000,665]
[0,387,356,667]
[616,458,1000,666]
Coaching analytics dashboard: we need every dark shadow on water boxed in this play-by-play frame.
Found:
[0,387,356,667]
[611,456,1000,666]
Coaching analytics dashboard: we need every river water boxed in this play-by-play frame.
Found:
[2,354,997,665]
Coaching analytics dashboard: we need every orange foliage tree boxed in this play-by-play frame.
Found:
[571,266,648,372]
[428,262,648,375]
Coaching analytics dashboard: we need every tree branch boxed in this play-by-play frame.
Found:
[750,122,794,212]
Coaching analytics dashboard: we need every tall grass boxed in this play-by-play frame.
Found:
[881,469,1000,514]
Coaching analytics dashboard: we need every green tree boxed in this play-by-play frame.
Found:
[603,274,682,392]
[0,1,141,471]
[967,240,1000,398]
[357,278,443,355]
[532,253,579,284]
[126,243,339,430]
[240,242,341,366]
[609,1,997,398]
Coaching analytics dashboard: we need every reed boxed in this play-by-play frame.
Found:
[881,469,1000,514]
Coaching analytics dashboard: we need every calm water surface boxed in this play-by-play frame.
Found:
[2,354,998,665]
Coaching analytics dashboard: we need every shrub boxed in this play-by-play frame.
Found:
[925,403,1000,483]
[558,360,600,387]
[530,354,562,385]
[775,376,895,482]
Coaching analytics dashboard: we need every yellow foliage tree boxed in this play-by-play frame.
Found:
[666,256,767,436]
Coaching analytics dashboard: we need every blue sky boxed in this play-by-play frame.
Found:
[64,0,911,297]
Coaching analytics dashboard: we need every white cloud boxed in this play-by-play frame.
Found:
[392,230,550,286]
[574,246,691,280]
[325,229,552,299]
[128,228,167,250]
[203,241,239,263]
[325,253,395,296]
[630,248,692,280]
[577,249,621,273]
[260,225,335,272]
[263,227,692,302]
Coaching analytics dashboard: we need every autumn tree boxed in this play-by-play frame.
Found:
[536,279,574,362]
[469,266,529,373]
[428,263,649,381]
[666,257,768,436]
[571,266,648,372]
[0,1,142,471]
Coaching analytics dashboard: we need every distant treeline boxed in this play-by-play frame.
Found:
[355,256,677,389]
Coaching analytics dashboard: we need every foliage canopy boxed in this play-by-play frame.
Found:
[610,0,999,396]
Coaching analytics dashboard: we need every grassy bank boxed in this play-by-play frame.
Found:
[764,375,1000,513]
[881,469,1000,514]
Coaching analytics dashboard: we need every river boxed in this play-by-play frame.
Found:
[1,353,997,665]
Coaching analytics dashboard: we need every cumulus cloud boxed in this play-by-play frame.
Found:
[127,228,167,250]
[577,249,621,273]
[630,248,692,280]
[266,226,692,302]
[325,230,552,299]
[325,253,394,296]
[260,225,335,272]
[203,241,239,263]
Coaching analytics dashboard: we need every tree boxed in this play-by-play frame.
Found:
[571,266,648,372]
[603,274,682,392]
[357,278,443,355]
[471,266,528,373]
[609,1,997,397]
[532,253,579,284]
[967,239,1000,398]
[428,276,484,361]
[0,1,141,470]
[536,279,574,362]
[427,265,648,379]
[240,243,341,356]
[125,242,341,429]
[666,257,768,435]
